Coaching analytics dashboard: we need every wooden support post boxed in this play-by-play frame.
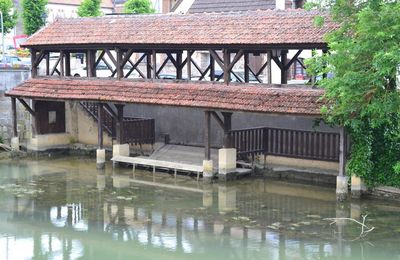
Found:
[339,127,346,177]
[204,111,211,160]
[222,112,232,148]
[31,100,37,137]
[11,97,17,137]
[116,48,123,80]
[31,49,38,78]
[280,50,288,84]
[46,52,50,76]
[223,49,231,84]
[176,51,183,80]
[60,51,65,76]
[115,104,124,144]
[91,50,97,77]
[322,49,328,79]
[87,50,97,77]
[98,103,104,149]
[146,52,152,79]
[186,50,192,80]
[152,50,157,79]
[210,54,215,81]
[244,53,250,83]
[86,51,90,77]
[65,52,71,76]
[267,50,272,84]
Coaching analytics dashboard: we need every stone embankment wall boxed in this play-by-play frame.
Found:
[0,70,31,144]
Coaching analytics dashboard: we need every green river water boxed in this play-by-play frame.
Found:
[0,156,399,260]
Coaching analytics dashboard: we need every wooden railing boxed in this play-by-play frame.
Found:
[229,127,347,162]
[122,117,155,145]
[80,102,155,145]
[80,101,115,136]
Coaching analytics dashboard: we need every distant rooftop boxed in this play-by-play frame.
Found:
[188,0,291,13]
[47,0,114,9]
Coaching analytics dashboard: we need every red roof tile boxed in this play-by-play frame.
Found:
[6,78,324,116]
[23,9,337,48]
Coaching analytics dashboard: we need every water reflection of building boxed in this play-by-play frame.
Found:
[2,161,399,259]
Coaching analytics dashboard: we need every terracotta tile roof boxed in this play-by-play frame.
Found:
[6,78,324,116]
[23,9,337,48]
[48,0,114,9]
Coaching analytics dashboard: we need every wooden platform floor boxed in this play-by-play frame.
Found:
[147,144,219,168]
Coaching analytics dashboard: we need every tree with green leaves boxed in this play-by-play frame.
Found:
[124,0,155,14]
[22,0,47,36]
[0,0,17,34]
[77,0,102,17]
[307,1,400,187]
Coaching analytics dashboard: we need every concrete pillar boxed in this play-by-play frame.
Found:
[11,137,20,151]
[351,176,366,199]
[218,148,237,181]
[203,159,214,183]
[112,143,130,168]
[336,176,349,201]
[96,149,106,169]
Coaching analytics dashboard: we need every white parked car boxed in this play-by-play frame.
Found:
[71,61,139,78]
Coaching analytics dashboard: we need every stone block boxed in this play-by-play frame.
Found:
[336,176,349,202]
[203,159,214,181]
[113,144,130,157]
[218,148,237,175]
[11,137,19,151]
[96,149,106,169]
[27,133,71,151]
[351,176,366,199]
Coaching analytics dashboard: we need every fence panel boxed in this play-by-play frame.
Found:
[229,127,343,162]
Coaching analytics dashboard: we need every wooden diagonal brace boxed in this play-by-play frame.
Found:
[33,50,46,68]
[209,50,224,69]
[227,50,244,72]
[103,103,118,119]
[210,111,224,130]
[50,55,62,76]
[17,98,35,116]
[272,56,283,70]
[125,54,146,78]
[285,50,303,70]
[94,50,106,67]
[105,49,117,67]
